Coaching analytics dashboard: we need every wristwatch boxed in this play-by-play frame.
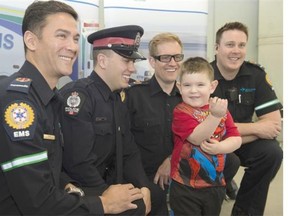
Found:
[65,186,85,197]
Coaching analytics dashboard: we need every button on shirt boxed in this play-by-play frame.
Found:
[125,75,182,177]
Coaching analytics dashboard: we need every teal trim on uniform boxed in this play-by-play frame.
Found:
[1,151,48,172]
[255,99,280,111]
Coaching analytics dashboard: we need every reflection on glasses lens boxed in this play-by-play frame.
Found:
[153,54,184,63]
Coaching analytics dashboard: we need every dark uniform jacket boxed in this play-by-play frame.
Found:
[60,71,149,194]
[0,61,102,215]
[125,75,182,178]
[211,60,282,122]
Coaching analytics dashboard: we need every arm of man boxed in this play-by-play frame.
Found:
[141,187,151,215]
[60,87,108,188]
[0,95,103,215]
[153,156,171,190]
[121,104,151,214]
[235,110,281,144]
[100,184,144,214]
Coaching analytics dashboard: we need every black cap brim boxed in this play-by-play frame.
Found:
[113,49,146,60]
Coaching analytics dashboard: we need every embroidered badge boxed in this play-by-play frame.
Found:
[16,78,31,82]
[3,101,36,141]
[134,32,141,49]
[65,91,82,115]
[5,102,35,129]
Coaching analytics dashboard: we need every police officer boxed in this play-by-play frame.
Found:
[60,25,151,215]
[211,21,283,215]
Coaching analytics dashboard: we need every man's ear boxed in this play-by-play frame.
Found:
[23,31,38,51]
[210,80,218,93]
[148,56,156,69]
[97,52,107,69]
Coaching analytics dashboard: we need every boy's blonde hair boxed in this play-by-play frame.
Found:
[179,57,214,82]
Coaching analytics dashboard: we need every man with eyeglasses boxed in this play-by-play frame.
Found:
[125,33,183,215]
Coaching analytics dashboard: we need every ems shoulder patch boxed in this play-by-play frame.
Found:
[64,91,86,116]
[7,77,32,94]
[265,74,273,88]
[3,101,37,141]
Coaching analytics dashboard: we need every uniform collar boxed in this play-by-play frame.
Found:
[19,61,56,106]
[149,75,180,96]
[211,60,251,81]
[89,71,114,101]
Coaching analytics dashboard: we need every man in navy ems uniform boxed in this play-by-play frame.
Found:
[211,22,283,215]
[60,25,151,215]
[0,1,116,215]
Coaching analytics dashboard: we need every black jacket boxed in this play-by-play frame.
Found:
[125,75,182,177]
[0,61,102,215]
[60,71,149,194]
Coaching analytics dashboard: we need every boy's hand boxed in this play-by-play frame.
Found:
[209,97,228,118]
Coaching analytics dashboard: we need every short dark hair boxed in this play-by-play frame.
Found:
[22,1,78,52]
[216,22,248,44]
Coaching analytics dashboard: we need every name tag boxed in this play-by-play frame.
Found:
[43,134,55,140]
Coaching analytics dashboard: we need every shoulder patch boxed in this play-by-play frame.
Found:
[64,91,86,116]
[265,74,273,88]
[7,77,32,94]
[3,101,37,141]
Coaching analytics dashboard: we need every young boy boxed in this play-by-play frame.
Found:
[169,57,242,215]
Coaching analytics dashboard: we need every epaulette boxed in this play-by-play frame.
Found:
[74,77,94,88]
[7,77,32,94]
[246,60,265,70]
[246,61,274,88]
[61,77,94,91]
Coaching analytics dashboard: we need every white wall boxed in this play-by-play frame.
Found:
[206,0,283,104]
[258,0,283,104]
[207,0,259,62]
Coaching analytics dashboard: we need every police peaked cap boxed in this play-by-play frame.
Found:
[88,25,146,60]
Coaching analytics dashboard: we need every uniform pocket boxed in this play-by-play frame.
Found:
[133,118,161,146]
[240,92,255,105]
[94,122,113,135]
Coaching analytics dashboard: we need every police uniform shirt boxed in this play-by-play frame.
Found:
[60,71,149,192]
[125,75,182,178]
[211,60,282,123]
[0,61,102,215]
